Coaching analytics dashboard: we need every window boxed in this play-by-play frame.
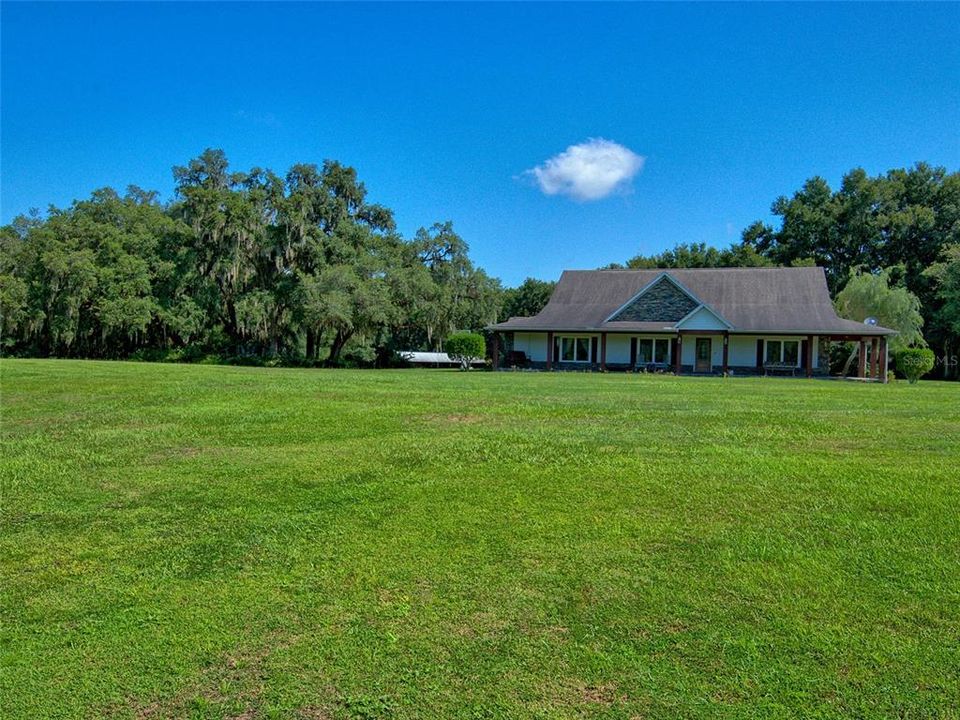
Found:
[654,339,669,363]
[637,337,670,365]
[783,340,799,365]
[765,340,781,365]
[560,336,590,362]
[637,339,653,363]
[765,339,800,366]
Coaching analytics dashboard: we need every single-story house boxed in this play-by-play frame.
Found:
[487,267,895,381]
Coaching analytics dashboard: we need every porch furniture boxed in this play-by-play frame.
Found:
[507,350,529,368]
[637,362,671,373]
[764,362,797,377]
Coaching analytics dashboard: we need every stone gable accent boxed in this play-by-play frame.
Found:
[610,277,699,323]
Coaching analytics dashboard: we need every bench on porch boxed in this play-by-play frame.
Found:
[764,362,797,377]
[636,362,671,374]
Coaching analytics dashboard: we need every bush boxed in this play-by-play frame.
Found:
[895,347,935,384]
[445,332,486,371]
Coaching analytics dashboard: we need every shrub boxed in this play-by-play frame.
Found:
[445,332,486,371]
[895,347,935,384]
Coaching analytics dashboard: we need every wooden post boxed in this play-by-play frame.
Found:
[491,332,499,370]
[674,335,682,375]
[870,337,879,380]
[858,339,866,378]
[546,331,554,371]
[880,336,888,383]
[722,333,729,375]
[806,334,814,378]
[600,332,607,371]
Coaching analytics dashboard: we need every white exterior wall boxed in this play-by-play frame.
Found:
[728,336,759,366]
[605,335,632,364]
[513,332,547,362]
[677,306,728,331]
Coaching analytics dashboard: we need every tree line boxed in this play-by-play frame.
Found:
[2,154,957,376]
[0,150,510,366]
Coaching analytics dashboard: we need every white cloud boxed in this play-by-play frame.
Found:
[525,138,645,201]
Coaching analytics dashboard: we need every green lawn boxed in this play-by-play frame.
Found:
[2,360,958,719]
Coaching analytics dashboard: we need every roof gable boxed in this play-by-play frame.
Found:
[675,304,730,330]
[607,274,699,323]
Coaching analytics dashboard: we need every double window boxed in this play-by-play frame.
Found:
[637,338,670,364]
[765,339,800,366]
[560,336,591,362]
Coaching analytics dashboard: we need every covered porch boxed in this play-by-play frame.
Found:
[489,330,890,382]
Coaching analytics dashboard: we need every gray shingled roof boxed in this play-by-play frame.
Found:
[490,267,895,335]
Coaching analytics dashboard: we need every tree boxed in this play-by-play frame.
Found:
[413,222,502,350]
[925,244,960,379]
[926,245,960,333]
[445,332,485,370]
[0,188,191,357]
[275,160,399,363]
[743,176,849,291]
[879,164,960,343]
[501,278,555,319]
[620,241,774,270]
[834,268,924,353]
[172,150,282,353]
[0,219,33,346]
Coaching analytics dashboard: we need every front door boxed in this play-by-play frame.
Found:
[695,337,712,373]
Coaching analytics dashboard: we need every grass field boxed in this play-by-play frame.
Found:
[1,360,958,719]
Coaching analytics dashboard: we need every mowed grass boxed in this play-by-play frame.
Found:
[1,360,958,719]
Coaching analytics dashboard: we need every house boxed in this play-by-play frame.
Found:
[488,267,895,381]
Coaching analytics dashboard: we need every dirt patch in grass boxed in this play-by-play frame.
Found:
[450,610,512,639]
[580,682,625,706]
[540,679,628,712]
[126,635,296,720]
[663,619,690,635]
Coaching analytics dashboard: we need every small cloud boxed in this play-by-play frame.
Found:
[524,138,645,201]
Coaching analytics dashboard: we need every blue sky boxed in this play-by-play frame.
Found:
[2,2,958,286]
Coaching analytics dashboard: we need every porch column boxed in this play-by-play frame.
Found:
[600,332,607,371]
[870,337,879,380]
[546,331,554,371]
[858,339,866,378]
[674,335,682,374]
[881,336,889,383]
[806,334,814,378]
[491,332,500,370]
[722,333,729,375]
